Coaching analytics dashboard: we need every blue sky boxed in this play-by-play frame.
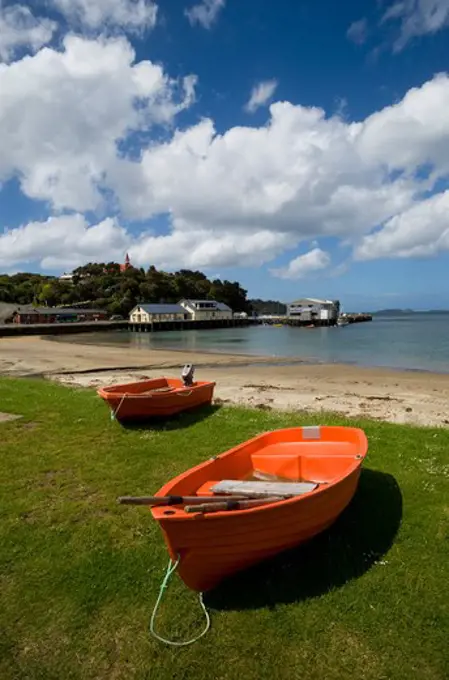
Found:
[1,0,449,310]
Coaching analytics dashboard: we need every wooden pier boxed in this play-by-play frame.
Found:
[128,318,252,333]
[254,313,372,327]
[0,320,128,337]
[0,313,372,337]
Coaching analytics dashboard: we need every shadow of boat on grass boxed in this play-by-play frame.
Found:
[205,468,402,611]
[119,403,222,432]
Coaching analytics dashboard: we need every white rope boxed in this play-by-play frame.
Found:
[110,388,198,419]
[149,555,211,647]
[111,393,127,420]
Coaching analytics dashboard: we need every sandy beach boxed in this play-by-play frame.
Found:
[1,335,449,426]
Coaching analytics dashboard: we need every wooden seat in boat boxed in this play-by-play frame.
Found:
[141,387,175,394]
[211,479,318,497]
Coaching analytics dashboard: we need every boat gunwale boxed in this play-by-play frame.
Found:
[97,378,216,399]
[151,426,368,522]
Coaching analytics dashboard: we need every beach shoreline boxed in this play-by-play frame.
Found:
[1,335,449,427]
[38,332,449,376]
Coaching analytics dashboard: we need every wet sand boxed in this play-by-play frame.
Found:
[1,336,449,426]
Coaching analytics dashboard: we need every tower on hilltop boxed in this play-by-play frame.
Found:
[120,253,131,272]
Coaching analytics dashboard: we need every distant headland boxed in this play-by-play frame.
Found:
[373,308,449,316]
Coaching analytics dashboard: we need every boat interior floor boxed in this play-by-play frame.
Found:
[193,445,359,497]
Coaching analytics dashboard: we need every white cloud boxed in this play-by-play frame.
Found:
[0,214,130,270]
[112,98,417,240]
[245,79,278,113]
[0,35,196,211]
[355,190,449,259]
[271,248,331,279]
[356,73,449,173]
[110,72,449,268]
[0,4,56,62]
[185,0,225,29]
[347,18,368,45]
[0,214,294,272]
[382,0,449,51]
[129,227,296,269]
[50,0,158,33]
[3,39,449,272]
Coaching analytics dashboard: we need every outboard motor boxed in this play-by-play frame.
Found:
[181,364,195,386]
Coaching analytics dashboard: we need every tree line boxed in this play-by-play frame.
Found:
[249,298,287,316]
[0,264,251,317]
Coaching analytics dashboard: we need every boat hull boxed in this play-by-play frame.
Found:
[159,469,360,591]
[151,426,368,591]
[97,377,215,421]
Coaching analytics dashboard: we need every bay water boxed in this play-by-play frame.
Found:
[59,313,449,373]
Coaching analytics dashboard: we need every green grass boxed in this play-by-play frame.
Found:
[0,377,448,680]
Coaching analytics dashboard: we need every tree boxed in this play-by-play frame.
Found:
[212,280,249,312]
[249,299,287,315]
[0,263,250,315]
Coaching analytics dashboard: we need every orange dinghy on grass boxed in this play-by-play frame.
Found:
[98,364,215,421]
[150,425,368,592]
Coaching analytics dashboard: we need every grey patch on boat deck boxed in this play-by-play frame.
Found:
[0,412,23,423]
[302,426,320,439]
[212,480,318,497]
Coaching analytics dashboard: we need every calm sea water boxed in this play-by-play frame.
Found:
[61,314,449,373]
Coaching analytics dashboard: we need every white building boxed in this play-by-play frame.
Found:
[129,304,187,323]
[287,298,339,322]
[179,299,233,321]
[59,272,73,282]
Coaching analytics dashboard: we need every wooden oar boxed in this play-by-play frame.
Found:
[117,494,256,506]
[184,496,285,514]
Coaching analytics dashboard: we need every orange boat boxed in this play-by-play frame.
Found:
[98,365,215,421]
[150,425,368,592]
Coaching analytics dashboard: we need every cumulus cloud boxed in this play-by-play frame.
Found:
[112,99,417,238]
[0,3,56,62]
[109,72,449,268]
[356,73,449,172]
[0,214,295,272]
[185,0,225,29]
[129,227,296,270]
[347,18,368,45]
[0,214,130,270]
[382,0,449,51]
[271,248,331,279]
[2,37,449,272]
[50,0,158,33]
[245,79,278,113]
[355,190,449,259]
[0,35,196,211]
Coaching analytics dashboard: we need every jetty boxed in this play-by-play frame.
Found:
[0,320,129,337]
[0,314,373,337]
[128,317,251,333]
[254,313,372,328]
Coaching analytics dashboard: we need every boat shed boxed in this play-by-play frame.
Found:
[129,304,188,323]
[287,298,339,322]
[179,299,233,321]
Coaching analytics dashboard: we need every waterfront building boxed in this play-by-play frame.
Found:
[13,307,108,324]
[287,298,339,322]
[179,299,233,321]
[129,304,188,324]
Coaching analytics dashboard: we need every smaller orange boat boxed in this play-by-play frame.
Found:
[147,425,368,592]
[97,365,215,421]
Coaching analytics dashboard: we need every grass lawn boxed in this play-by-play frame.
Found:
[0,377,448,680]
